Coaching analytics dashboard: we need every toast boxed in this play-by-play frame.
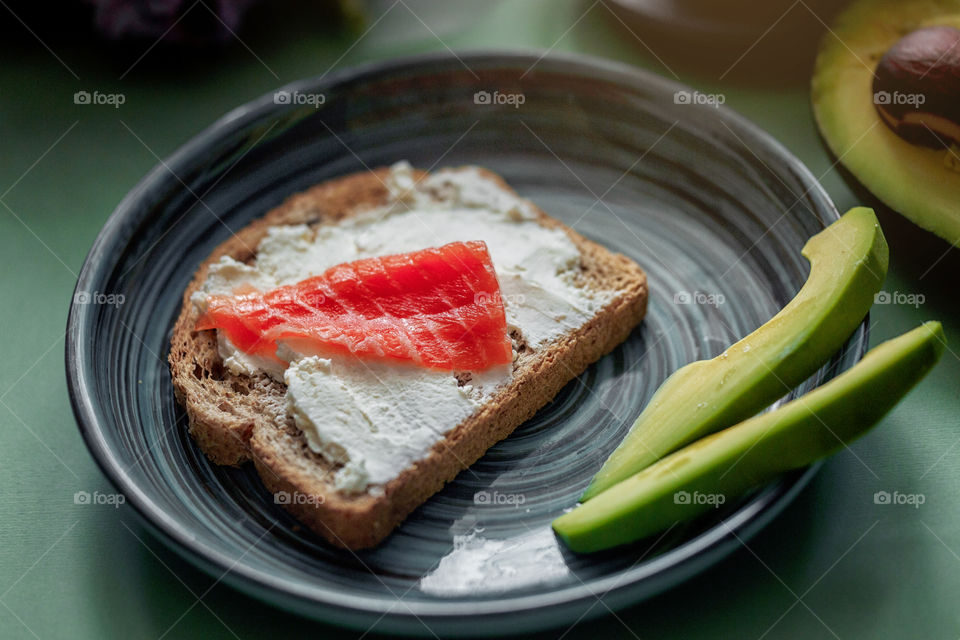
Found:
[169,165,648,549]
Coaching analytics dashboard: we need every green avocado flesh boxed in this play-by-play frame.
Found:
[554,322,944,553]
[812,0,960,244]
[581,207,888,501]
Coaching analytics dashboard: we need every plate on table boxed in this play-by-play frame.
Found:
[66,51,866,636]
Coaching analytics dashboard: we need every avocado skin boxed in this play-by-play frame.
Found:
[554,322,944,553]
[582,207,888,500]
[811,0,960,244]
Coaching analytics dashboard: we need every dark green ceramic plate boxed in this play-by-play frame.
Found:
[66,51,865,636]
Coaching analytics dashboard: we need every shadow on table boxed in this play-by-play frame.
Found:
[875,207,960,306]
[835,161,960,318]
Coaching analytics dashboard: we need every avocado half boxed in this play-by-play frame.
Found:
[812,0,960,244]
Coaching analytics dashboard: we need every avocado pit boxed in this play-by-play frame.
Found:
[873,25,960,148]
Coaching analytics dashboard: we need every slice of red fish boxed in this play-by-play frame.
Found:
[195,240,513,371]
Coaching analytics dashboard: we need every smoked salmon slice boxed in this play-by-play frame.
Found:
[195,240,514,371]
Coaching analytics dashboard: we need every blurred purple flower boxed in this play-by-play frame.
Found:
[86,0,259,44]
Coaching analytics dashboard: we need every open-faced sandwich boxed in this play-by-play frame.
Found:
[169,162,647,549]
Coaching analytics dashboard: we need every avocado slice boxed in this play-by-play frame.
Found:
[555,322,944,553]
[581,207,888,500]
[811,0,960,244]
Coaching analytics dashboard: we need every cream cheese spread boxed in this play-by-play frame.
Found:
[194,162,610,492]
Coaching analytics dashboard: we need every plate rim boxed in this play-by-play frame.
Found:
[65,48,867,633]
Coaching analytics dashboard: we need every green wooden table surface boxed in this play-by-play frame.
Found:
[2,1,958,638]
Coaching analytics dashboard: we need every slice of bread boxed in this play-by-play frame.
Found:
[169,166,647,550]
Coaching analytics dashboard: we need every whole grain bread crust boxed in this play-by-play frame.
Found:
[168,166,647,549]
